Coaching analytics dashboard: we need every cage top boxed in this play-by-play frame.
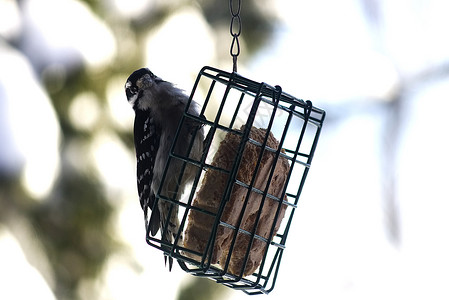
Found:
[195,66,326,125]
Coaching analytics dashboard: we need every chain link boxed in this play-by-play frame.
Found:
[229,0,242,72]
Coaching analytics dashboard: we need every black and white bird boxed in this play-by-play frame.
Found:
[125,68,204,270]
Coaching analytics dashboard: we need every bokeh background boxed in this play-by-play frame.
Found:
[1,0,449,299]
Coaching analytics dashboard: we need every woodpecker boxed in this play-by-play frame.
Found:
[125,68,204,270]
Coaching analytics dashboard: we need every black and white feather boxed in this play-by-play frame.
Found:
[125,68,204,270]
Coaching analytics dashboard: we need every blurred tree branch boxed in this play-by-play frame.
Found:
[1,1,277,299]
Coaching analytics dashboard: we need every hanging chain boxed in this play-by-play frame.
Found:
[229,0,241,73]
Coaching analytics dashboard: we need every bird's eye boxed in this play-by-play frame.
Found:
[130,86,138,94]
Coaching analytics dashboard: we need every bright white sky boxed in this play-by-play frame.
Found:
[1,0,449,299]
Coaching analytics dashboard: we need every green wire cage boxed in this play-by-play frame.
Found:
[145,66,325,295]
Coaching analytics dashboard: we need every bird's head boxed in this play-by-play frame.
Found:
[125,68,165,111]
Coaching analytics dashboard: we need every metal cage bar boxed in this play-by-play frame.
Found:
[145,66,325,294]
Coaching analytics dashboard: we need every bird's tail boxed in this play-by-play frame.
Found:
[158,198,182,271]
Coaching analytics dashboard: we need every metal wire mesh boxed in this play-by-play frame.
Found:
[145,66,325,294]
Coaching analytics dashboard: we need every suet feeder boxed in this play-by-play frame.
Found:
[145,66,325,294]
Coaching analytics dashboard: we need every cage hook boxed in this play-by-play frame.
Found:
[273,85,283,104]
[304,100,313,120]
